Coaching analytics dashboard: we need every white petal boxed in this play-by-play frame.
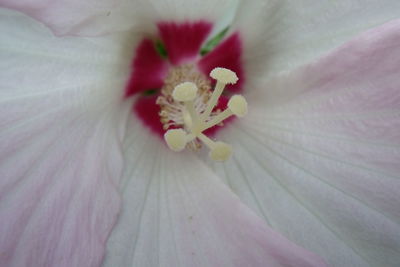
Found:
[103,123,327,267]
[232,0,400,78]
[215,20,400,266]
[0,9,132,266]
[111,0,236,33]
[1,0,238,36]
[0,0,119,36]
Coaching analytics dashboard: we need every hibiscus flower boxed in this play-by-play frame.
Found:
[1,1,400,267]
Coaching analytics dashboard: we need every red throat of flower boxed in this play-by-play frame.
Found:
[124,21,245,159]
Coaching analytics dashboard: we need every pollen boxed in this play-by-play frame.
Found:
[163,67,247,162]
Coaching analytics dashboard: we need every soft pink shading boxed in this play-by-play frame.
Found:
[262,18,400,217]
[238,19,400,266]
[0,9,125,266]
[127,21,244,137]
[0,118,122,267]
[0,0,118,36]
[253,18,400,146]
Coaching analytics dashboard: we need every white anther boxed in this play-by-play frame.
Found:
[172,82,198,102]
[164,129,187,151]
[227,95,247,117]
[210,67,238,84]
[209,142,232,161]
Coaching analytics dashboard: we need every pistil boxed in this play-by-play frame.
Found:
[164,67,247,161]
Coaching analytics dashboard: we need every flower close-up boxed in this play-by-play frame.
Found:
[1,0,400,266]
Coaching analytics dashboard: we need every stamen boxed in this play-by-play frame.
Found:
[163,67,247,162]
[197,133,232,162]
[201,95,247,130]
[201,68,238,120]
[156,64,215,150]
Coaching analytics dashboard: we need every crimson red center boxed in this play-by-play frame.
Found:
[125,21,244,137]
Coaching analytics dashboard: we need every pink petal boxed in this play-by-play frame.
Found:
[0,9,127,266]
[125,39,168,97]
[221,19,400,266]
[198,33,244,93]
[0,0,120,36]
[103,141,327,267]
[232,1,400,77]
[158,21,212,65]
[0,119,122,267]
[249,18,400,145]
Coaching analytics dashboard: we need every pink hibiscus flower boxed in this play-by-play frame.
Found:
[1,1,400,267]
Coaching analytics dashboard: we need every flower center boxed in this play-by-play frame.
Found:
[163,67,247,161]
[126,21,245,160]
[156,64,220,149]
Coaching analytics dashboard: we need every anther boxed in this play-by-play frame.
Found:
[210,142,232,161]
[164,129,187,152]
[227,95,247,117]
[201,95,247,130]
[210,68,238,85]
[172,82,198,102]
[201,67,238,120]
[197,133,232,161]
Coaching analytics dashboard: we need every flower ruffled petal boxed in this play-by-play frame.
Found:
[218,19,400,266]
[0,9,132,266]
[103,127,327,267]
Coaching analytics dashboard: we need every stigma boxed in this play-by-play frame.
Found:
[163,67,247,162]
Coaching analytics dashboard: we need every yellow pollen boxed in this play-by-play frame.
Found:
[163,67,248,162]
